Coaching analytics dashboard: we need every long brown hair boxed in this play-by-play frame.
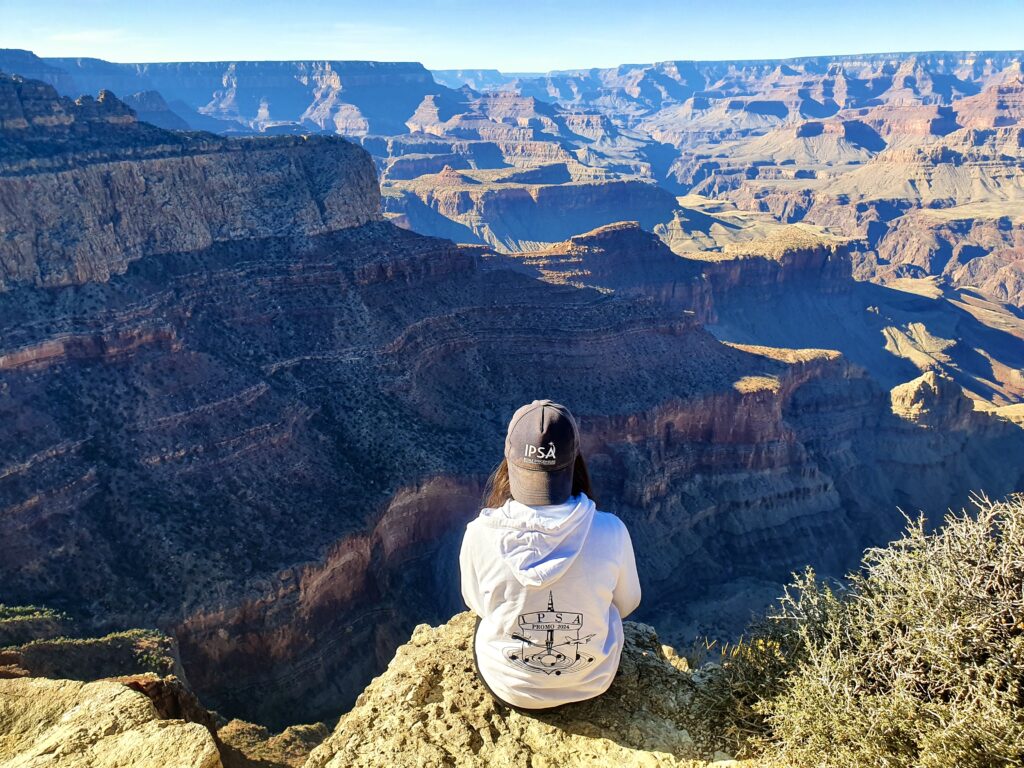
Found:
[482,454,596,508]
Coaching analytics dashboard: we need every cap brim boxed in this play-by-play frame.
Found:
[508,463,574,506]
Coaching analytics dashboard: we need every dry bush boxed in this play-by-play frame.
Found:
[694,493,1024,767]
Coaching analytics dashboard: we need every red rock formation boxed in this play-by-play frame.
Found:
[955,74,1024,129]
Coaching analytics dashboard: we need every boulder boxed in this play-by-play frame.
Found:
[0,677,221,767]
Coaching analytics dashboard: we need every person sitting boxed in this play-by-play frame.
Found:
[460,399,641,710]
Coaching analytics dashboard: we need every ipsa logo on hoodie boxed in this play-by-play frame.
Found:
[505,591,596,676]
[523,442,557,466]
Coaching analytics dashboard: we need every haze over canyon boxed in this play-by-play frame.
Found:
[0,45,1023,766]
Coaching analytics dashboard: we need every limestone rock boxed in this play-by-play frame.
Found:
[890,370,976,428]
[219,720,329,768]
[0,677,221,767]
[305,612,710,768]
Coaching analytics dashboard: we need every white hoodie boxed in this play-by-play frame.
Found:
[459,493,641,709]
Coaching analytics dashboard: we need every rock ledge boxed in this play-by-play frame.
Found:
[306,611,723,768]
[0,676,221,767]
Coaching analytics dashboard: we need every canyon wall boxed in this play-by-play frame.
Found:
[1,70,1022,732]
[383,171,679,251]
[0,51,443,136]
[7,48,1024,307]
[0,75,381,290]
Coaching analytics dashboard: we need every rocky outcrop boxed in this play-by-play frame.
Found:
[503,222,851,325]
[121,90,192,131]
[865,206,1024,306]
[383,172,678,251]
[0,74,382,291]
[305,612,714,768]
[0,677,222,767]
[220,720,329,768]
[499,221,711,314]
[955,74,1024,129]
[891,370,978,427]
[0,629,183,682]
[691,230,852,302]
[0,624,328,768]
[115,674,221,735]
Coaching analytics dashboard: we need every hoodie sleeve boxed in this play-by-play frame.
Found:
[459,522,484,616]
[612,522,641,619]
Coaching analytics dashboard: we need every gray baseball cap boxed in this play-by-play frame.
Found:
[504,400,580,506]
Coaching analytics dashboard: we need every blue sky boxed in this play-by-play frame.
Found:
[1,0,1023,71]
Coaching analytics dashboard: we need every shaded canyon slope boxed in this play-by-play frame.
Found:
[0,72,1023,732]
[494,214,1024,408]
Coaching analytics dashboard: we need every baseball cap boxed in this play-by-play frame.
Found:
[504,400,580,506]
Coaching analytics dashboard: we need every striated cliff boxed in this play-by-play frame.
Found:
[0,52,444,136]
[0,74,381,290]
[8,48,1024,310]
[490,217,852,317]
[866,205,1024,305]
[494,53,1024,135]
[382,168,678,251]
[432,53,1024,308]
[662,72,1024,306]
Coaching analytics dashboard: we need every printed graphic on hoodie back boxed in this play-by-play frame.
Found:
[505,591,596,675]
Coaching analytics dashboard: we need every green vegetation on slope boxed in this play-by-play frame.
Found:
[0,604,64,622]
[696,493,1024,767]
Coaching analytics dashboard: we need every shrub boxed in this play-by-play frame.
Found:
[695,493,1024,767]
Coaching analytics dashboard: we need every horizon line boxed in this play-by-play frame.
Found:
[6,47,1024,75]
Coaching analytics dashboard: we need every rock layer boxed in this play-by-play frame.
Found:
[0,74,381,290]
[383,170,678,251]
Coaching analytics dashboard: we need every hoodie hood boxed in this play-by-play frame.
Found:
[478,492,596,587]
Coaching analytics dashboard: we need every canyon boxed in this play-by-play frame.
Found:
[5,48,1024,305]
[0,46,1023,753]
